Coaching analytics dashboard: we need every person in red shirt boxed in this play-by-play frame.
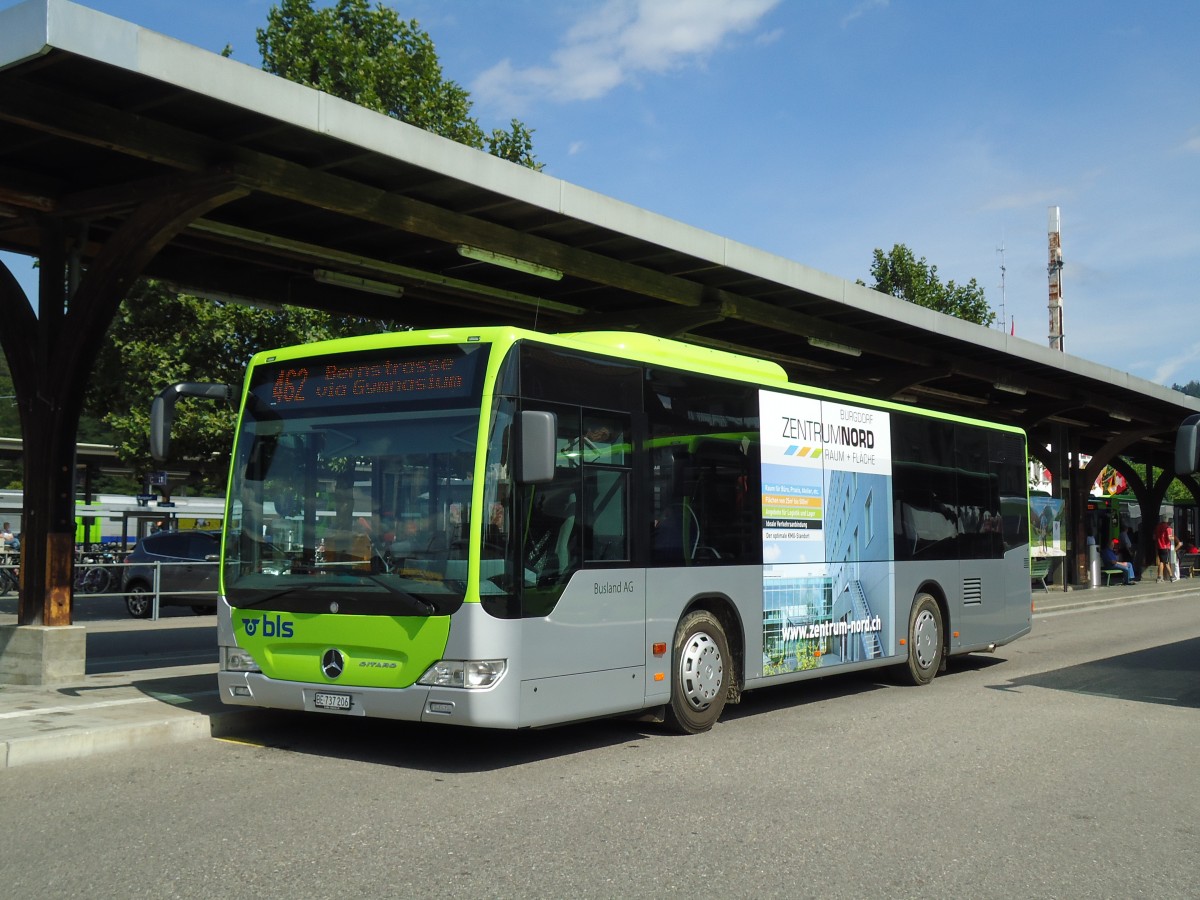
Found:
[1154,516,1176,583]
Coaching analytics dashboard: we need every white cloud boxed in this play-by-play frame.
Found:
[474,0,780,109]
[1153,343,1200,386]
[841,0,889,28]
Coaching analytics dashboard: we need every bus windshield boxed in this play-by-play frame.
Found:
[223,343,489,616]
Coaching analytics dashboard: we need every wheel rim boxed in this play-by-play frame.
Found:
[912,607,939,670]
[128,590,150,616]
[679,630,724,710]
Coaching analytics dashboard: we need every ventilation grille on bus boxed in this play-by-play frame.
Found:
[963,577,983,606]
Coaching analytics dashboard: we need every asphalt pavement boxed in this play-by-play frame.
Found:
[1,573,1197,769]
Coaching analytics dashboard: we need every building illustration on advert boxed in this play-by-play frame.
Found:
[760,390,896,675]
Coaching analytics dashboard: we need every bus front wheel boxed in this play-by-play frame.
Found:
[666,610,730,734]
[897,593,943,686]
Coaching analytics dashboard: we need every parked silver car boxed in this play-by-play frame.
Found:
[123,531,221,618]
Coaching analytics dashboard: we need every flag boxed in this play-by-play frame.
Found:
[1010,316,1015,336]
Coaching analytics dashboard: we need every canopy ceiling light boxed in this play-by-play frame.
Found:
[313,269,404,298]
[456,245,563,281]
[1109,411,1132,422]
[993,382,1028,396]
[164,284,280,312]
[807,337,862,357]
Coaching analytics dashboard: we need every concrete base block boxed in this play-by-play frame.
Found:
[0,625,87,685]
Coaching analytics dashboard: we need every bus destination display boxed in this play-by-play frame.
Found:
[256,346,484,409]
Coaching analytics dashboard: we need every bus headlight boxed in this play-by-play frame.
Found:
[221,646,261,673]
[418,659,506,689]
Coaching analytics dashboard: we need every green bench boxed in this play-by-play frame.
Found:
[1030,557,1051,591]
[1102,567,1128,586]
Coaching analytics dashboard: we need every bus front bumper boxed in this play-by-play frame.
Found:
[217,671,520,728]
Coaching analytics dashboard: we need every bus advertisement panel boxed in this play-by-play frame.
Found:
[760,390,895,676]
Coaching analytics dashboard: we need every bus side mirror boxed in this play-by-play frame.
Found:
[151,382,234,462]
[1177,413,1200,476]
[518,410,556,484]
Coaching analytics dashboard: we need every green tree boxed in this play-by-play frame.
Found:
[860,244,995,326]
[1173,380,1200,399]
[258,0,542,169]
[85,281,384,492]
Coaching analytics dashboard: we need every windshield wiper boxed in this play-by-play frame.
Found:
[360,574,438,616]
[232,581,327,609]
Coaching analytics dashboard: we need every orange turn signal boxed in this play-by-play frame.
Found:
[652,642,667,656]
[653,672,664,682]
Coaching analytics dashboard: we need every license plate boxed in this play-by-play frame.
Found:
[314,691,351,710]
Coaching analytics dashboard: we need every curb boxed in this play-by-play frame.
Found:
[1,706,264,770]
[1033,582,1200,618]
[1,713,211,769]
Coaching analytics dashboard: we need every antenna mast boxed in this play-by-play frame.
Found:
[996,241,1007,332]
[1047,206,1064,352]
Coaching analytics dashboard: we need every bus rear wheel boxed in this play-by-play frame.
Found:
[896,593,943,686]
[666,610,730,734]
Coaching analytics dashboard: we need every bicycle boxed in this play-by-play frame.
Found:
[74,546,117,595]
[0,549,19,597]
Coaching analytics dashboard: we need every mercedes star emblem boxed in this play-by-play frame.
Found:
[321,648,345,680]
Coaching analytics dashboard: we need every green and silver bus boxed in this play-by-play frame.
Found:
[217,327,1031,732]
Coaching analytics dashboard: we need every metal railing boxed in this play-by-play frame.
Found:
[3,555,220,622]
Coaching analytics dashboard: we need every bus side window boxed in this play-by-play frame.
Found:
[646,368,762,567]
[524,485,578,584]
[521,404,582,598]
[584,464,629,562]
[581,411,630,563]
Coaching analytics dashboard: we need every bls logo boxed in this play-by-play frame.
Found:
[243,615,294,638]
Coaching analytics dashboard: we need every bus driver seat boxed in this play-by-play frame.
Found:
[552,491,577,577]
[526,487,578,585]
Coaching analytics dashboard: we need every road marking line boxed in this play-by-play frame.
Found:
[0,697,157,719]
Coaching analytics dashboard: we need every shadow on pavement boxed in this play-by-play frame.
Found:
[988,636,1200,709]
[212,707,650,773]
[208,652,1013,774]
[85,624,218,674]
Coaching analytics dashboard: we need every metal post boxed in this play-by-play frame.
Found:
[152,560,161,621]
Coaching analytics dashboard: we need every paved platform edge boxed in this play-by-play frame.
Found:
[1,706,262,769]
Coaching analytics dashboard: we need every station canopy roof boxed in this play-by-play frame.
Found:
[2,0,1198,470]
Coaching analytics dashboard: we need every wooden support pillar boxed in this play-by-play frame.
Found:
[0,174,248,630]
[13,221,76,626]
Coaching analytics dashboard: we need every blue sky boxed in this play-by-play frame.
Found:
[2,0,1197,386]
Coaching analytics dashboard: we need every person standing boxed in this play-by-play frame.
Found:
[1154,516,1176,583]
